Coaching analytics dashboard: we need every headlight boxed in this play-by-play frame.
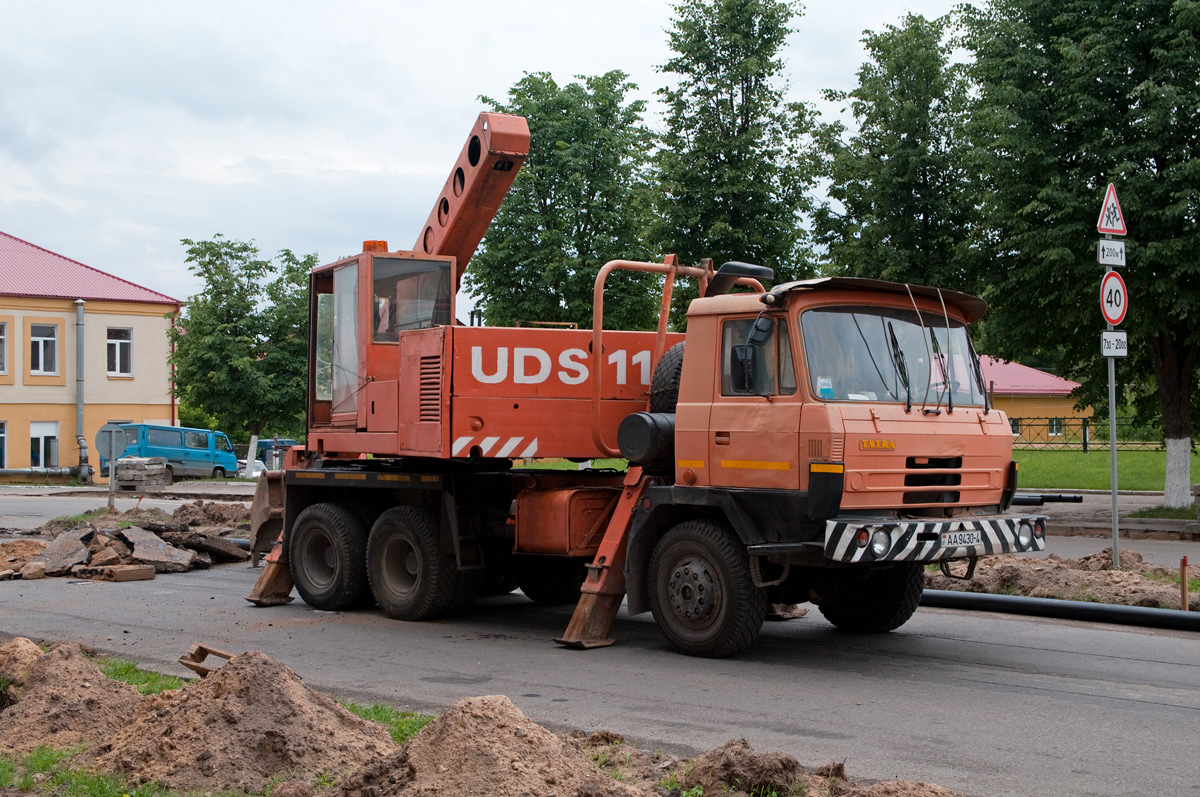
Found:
[870,529,891,558]
[1017,521,1034,550]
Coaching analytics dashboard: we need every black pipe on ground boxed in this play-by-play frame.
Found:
[921,589,1200,632]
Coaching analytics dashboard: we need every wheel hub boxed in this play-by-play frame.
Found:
[668,557,717,626]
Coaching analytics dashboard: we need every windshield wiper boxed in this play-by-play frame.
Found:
[928,328,948,416]
[887,321,912,413]
[967,335,990,415]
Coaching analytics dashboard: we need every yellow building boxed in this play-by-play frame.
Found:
[980,356,1094,446]
[0,230,179,480]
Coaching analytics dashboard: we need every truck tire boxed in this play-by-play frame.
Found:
[289,503,370,611]
[367,506,460,620]
[816,562,924,633]
[512,556,586,605]
[649,342,685,413]
[647,519,766,658]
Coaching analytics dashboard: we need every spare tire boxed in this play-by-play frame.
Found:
[649,342,685,413]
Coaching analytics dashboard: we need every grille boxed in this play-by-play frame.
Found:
[808,439,824,460]
[903,456,962,504]
[419,356,441,422]
[831,435,844,461]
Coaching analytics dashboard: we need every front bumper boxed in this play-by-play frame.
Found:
[824,515,1048,564]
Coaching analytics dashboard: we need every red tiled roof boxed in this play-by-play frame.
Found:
[980,355,1079,396]
[0,230,178,306]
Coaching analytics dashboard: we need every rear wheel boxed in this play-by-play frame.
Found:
[289,503,369,610]
[513,556,587,605]
[164,465,175,485]
[816,562,924,633]
[367,506,460,620]
[648,519,765,658]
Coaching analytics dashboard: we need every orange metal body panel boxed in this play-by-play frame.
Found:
[514,486,620,555]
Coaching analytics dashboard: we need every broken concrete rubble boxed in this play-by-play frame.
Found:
[115,526,197,573]
[29,526,91,576]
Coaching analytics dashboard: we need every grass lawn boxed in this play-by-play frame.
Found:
[1013,449,1200,492]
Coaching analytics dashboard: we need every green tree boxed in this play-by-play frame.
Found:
[653,0,824,319]
[815,13,979,293]
[167,235,314,440]
[963,0,1200,506]
[464,71,659,330]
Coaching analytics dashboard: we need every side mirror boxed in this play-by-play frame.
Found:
[731,345,757,393]
[747,316,773,347]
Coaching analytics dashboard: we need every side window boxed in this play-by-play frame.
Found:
[107,328,133,375]
[184,431,209,449]
[720,317,796,396]
[148,428,183,447]
[30,324,57,375]
[0,322,7,373]
[0,421,6,467]
[215,435,232,454]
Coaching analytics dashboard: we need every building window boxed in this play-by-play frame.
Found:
[1010,418,1021,436]
[30,421,59,468]
[0,422,6,467]
[1049,418,1064,437]
[107,328,133,375]
[30,324,57,375]
[0,322,6,373]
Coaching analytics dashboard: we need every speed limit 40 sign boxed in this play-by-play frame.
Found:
[1101,270,1128,326]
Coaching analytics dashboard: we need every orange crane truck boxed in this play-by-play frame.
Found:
[246,111,1049,657]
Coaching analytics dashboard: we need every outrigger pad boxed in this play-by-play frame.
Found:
[553,592,623,649]
[245,560,295,606]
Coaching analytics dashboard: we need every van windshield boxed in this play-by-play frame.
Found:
[800,306,986,407]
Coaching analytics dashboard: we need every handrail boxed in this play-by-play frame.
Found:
[590,258,712,455]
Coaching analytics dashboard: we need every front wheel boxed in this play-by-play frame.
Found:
[367,506,461,620]
[816,562,924,633]
[647,519,765,658]
[212,467,226,479]
[289,503,369,610]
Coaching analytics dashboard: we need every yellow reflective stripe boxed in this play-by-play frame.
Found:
[720,460,791,471]
[420,475,440,483]
[333,473,367,480]
[378,474,409,482]
[677,460,705,468]
[294,472,325,479]
[810,463,845,474]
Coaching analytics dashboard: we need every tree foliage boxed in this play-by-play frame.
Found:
[816,14,979,293]
[167,235,314,440]
[653,0,824,318]
[464,71,660,330]
[962,0,1200,503]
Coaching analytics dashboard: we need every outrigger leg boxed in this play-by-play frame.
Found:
[554,467,649,649]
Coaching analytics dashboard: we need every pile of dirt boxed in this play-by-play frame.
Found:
[172,499,251,530]
[925,548,1199,610]
[0,639,144,757]
[0,539,48,573]
[92,650,398,793]
[335,695,643,797]
[0,637,961,797]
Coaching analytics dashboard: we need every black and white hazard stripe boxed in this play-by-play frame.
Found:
[824,515,1048,564]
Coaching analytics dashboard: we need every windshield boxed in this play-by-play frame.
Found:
[800,306,986,407]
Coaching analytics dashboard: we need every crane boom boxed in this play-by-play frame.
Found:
[414,112,530,292]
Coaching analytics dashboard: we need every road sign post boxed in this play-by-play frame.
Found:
[1097,183,1127,568]
[95,422,126,512]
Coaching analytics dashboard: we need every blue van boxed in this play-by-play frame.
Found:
[103,424,238,483]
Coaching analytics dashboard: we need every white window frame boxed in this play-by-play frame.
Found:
[30,421,59,468]
[1049,418,1064,437]
[30,324,58,375]
[0,322,7,374]
[107,327,133,376]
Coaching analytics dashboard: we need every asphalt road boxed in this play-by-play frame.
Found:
[2,557,1197,797]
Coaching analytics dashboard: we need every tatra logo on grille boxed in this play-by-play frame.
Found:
[860,439,895,450]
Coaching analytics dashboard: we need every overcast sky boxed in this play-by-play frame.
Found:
[1,0,957,310]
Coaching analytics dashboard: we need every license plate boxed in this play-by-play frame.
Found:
[941,530,982,548]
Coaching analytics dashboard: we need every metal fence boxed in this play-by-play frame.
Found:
[1008,416,1162,451]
